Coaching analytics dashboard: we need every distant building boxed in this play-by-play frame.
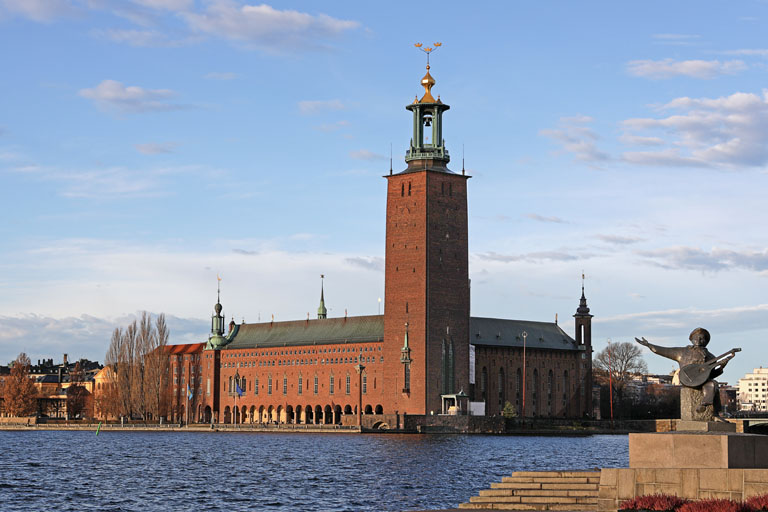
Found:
[159,62,594,426]
[738,367,768,412]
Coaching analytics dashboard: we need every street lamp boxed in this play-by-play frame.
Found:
[522,331,528,419]
[607,338,614,425]
[355,364,366,427]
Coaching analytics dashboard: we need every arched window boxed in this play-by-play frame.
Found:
[562,371,569,416]
[498,367,505,412]
[481,367,488,401]
[547,369,554,416]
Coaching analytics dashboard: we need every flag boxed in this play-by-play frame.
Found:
[235,380,244,398]
[187,384,193,401]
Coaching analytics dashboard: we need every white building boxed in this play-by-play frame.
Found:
[738,367,768,412]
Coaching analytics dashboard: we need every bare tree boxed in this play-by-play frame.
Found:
[3,353,38,417]
[593,341,648,400]
[66,361,88,419]
[142,313,169,420]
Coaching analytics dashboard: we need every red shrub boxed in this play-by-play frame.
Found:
[678,499,749,512]
[620,493,689,511]
[746,494,768,511]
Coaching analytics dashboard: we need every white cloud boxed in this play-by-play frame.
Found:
[349,149,386,161]
[94,28,186,47]
[621,90,768,168]
[594,235,645,245]
[720,49,768,57]
[298,99,346,115]
[619,134,665,146]
[131,0,193,11]
[135,142,177,154]
[0,0,75,22]
[477,250,588,263]
[637,246,768,273]
[525,213,567,224]
[181,1,359,51]
[79,79,184,113]
[204,71,237,80]
[627,59,746,79]
[540,116,610,165]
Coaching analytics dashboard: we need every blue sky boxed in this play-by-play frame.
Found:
[1,0,768,384]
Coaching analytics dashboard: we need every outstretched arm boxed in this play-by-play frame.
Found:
[635,337,682,362]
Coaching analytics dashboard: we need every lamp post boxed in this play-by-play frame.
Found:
[607,338,614,426]
[522,331,528,420]
[355,364,366,428]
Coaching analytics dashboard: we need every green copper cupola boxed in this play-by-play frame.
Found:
[207,278,228,349]
[405,63,450,165]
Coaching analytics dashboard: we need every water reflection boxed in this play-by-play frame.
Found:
[0,431,627,511]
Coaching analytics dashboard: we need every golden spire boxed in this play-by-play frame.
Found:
[414,42,442,103]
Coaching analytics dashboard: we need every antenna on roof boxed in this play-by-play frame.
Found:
[389,143,393,175]
[462,144,465,175]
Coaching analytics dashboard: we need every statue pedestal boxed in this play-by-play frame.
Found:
[678,420,736,432]
[599,432,768,510]
[680,387,714,421]
[629,432,768,469]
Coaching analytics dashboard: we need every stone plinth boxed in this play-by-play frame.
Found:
[677,420,736,432]
[680,387,714,421]
[630,432,768,469]
[598,468,768,511]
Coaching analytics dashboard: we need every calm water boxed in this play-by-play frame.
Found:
[0,431,627,511]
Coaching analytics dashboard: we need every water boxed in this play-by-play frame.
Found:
[0,431,627,511]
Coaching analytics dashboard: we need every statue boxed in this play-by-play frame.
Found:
[635,328,740,421]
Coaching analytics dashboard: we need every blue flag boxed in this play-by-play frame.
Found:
[235,381,244,398]
[187,384,193,401]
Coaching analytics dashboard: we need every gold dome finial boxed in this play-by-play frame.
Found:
[414,42,442,103]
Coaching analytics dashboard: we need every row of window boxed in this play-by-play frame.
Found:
[221,355,382,369]
[226,374,370,396]
[222,346,383,359]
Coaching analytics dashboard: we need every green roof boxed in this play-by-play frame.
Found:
[469,317,579,351]
[225,315,383,349]
[220,315,578,352]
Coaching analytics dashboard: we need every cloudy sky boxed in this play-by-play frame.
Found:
[1,0,767,384]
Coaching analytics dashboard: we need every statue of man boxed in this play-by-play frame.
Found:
[635,328,739,415]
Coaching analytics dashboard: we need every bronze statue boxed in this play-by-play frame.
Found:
[635,328,740,416]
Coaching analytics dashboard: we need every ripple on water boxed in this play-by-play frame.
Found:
[0,430,627,511]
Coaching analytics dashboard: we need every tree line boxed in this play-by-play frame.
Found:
[96,312,171,421]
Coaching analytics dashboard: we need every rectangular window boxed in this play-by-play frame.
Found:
[404,364,410,391]
[268,376,272,395]
[314,375,318,394]
[330,375,335,395]
[254,377,259,395]
[346,375,351,395]
[363,375,367,394]
[283,376,287,395]
[206,378,211,396]
[298,376,303,395]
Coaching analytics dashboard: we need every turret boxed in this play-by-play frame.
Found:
[207,278,228,349]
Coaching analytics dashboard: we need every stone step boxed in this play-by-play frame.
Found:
[491,482,597,490]
[471,496,597,504]
[502,477,599,484]
[479,489,596,497]
[459,503,596,511]
[511,471,600,479]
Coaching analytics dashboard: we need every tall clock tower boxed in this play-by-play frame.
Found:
[383,61,470,415]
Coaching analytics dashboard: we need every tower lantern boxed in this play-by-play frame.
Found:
[405,43,450,166]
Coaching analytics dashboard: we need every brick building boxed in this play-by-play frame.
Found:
[163,63,593,425]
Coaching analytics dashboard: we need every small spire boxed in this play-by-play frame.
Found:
[389,143,393,175]
[576,272,591,316]
[414,42,441,103]
[462,144,465,175]
[317,274,327,319]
